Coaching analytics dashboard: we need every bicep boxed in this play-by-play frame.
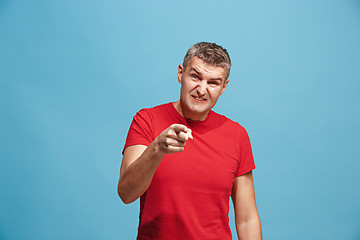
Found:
[120,145,147,176]
[231,171,258,222]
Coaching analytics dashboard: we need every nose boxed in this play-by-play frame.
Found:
[196,80,207,96]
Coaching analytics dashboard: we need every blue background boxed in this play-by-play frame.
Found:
[1,0,360,239]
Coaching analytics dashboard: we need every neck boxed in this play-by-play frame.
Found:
[173,100,209,121]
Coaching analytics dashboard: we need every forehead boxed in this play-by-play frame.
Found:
[186,57,227,80]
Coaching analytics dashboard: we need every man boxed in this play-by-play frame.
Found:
[118,42,262,239]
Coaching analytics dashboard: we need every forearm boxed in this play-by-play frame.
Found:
[232,172,262,240]
[235,214,262,240]
[118,139,165,204]
[118,123,192,204]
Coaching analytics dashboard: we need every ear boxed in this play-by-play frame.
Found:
[178,64,183,84]
[220,79,229,95]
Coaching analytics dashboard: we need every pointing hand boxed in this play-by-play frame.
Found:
[157,124,193,154]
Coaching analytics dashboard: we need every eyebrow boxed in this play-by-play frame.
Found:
[190,67,201,76]
[209,77,223,82]
[190,67,223,82]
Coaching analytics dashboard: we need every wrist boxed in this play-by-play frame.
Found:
[151,137,166,158]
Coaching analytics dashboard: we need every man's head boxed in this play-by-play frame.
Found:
[182,42,231,80]
[175,42,231,121]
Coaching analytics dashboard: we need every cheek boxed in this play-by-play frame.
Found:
[209,88,223,99]
[183,81,196,92]
[181,84,191,97]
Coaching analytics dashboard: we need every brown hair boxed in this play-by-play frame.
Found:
[183,42,231,79]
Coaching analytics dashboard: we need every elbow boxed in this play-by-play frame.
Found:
[118,193,133,204]
[117,184,135,204]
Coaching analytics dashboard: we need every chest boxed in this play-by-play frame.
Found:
[151,125,240,195]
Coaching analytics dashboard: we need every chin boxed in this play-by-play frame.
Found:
[190,105,210,114]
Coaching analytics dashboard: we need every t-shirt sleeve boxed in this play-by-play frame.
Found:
[122,109,154,154]
[235,126,256,177]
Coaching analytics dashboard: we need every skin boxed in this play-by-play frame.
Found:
[118,124,193,204]
[232,171,262,239]
[118,56,262,239]
[174,56,229,121]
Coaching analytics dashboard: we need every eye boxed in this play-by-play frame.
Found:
[192,74,201,81]
[192,74,198,79]
[209,81,219,85]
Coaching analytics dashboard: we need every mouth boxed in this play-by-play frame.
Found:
[192,95,207,102]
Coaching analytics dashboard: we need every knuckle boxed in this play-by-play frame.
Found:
[166,131,173,138]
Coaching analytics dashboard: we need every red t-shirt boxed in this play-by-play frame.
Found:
[123,103,255,240]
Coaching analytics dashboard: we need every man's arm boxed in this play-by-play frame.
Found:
[231,171,262,240]
[118,124,192,204]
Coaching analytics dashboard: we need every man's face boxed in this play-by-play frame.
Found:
[177,56,229,121]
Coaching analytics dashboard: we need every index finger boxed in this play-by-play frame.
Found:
[171,124,193,141]
[170,124,189,133]
[187,128,193,140]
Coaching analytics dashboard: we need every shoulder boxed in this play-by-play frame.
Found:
[133,102,170,117]
[136,102,171,115]
[211,111,246,129]
[132,103,174,126]
[210,111,250,139]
